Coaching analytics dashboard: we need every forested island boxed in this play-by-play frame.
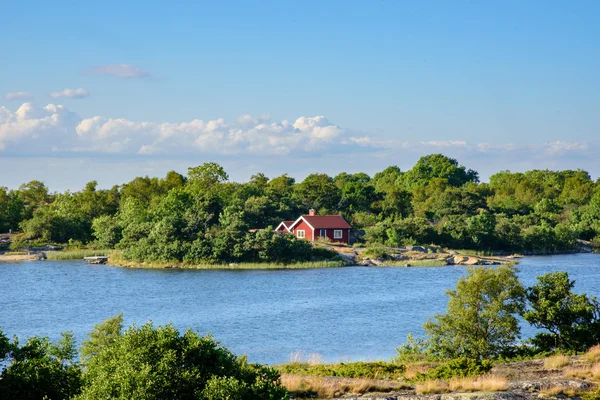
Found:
[1,153,599,266]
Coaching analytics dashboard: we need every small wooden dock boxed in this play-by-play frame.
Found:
[84,256,109,264]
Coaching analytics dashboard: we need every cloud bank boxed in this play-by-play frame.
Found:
[0,102,594,177]
[4,92,33,101]
[49,88,90,99]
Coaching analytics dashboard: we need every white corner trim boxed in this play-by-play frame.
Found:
[275,222,291,232]
[288,216,315,231]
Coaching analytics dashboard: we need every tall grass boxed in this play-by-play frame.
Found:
[583,344,600,363]
[281,374,409,399]
[109,252,346,270]
[415,375,507,394]
[404,363,437,380]
[544,354,571,370]
[288,351,324,365]
[45,250,113,260]
[564,363,600,382]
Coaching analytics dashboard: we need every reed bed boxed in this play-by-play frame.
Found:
[109,253,345,270]
[45,250,113,260]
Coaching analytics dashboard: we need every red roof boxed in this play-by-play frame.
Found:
[282,220,295,228]
[292,215,352,230]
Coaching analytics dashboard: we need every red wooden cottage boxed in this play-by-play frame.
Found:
[276,209,352,244]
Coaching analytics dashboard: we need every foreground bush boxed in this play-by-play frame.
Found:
[416,358,493,381]
[76,315,288,399]
[0,331,83,399]
[278,361,406,380]
[424,265,526,360]
[0,317,288,400]
[524,271,600,352]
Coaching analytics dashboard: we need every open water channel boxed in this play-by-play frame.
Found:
[1,254,599,364]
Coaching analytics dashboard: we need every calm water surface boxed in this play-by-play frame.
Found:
[1,254,599,364]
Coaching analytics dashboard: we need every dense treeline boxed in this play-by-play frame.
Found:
[1,154,600,263]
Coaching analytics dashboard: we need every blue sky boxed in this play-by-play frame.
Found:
[1,0,599,191]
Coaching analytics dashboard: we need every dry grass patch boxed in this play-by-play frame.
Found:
[404,363,437,380]
[583,344,600,363]
[544,354,571,370]
[449,375,508,392]
[415,380,450,394]
[565,363,600,382]
[415,375,507,395]
[540,385,581,397]
[281,374,408,398]
[288,351,323,365]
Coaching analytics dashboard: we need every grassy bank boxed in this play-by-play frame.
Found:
[108,252,347,270]
[45,250,113,260]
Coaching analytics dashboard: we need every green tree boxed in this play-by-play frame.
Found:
[0,332,83,400]
[424,265,526,359]
[92,215,122,248]
[18,180,50,218]
[80,313,124,364]
[0,328,10,362]
[523,271,600,352]
[293,173,340,212]
[188,162,229,189]
[402,154,479,189]
[0,187,25,232]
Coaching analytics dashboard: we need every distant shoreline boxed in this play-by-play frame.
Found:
[1,245,597,268]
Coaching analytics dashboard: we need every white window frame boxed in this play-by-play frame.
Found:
[296,230,305,239]
[334,229,343,239]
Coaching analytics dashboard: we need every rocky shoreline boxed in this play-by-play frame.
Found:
[331,245,519,267]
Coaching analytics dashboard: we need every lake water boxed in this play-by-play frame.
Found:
[1,254,599,364]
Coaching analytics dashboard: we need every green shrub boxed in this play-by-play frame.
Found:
[416,358,493,381]
[278,361,405,380]
[77,317,289,400]
[394,334,440,363]
[363,245,388,258]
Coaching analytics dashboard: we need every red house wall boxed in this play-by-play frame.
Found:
[276,225,288,232]
[314,228,349,244]
[292,220,313,241]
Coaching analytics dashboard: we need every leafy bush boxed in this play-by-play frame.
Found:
[394,334,440,363]
[362,245,388,258]
[425,265,526,360]
[523,271,600,352]
[416,358,493,381]
[278,361,405,380]
[77,317,288,400]
[0,333,83,400]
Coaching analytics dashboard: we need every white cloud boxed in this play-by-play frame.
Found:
[4,92,33,101]
[87,64,151,79]
[418,140,468,147]
[0,102,596,174]
[545,140,588,155]
[49,88,90,99]
[0,103,350,156]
